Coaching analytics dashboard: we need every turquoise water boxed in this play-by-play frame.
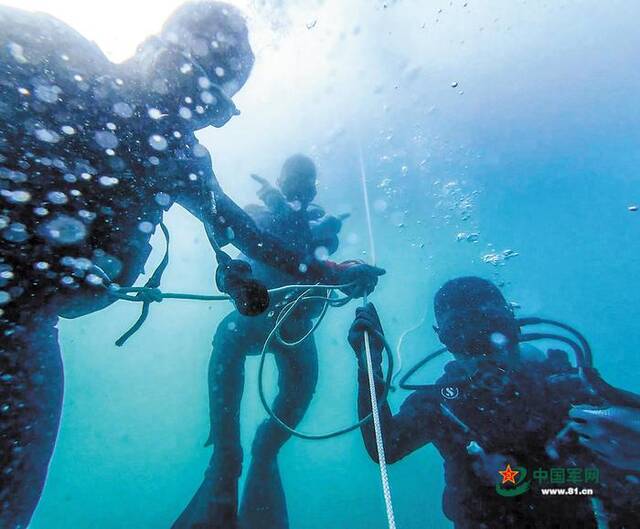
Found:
[25,1,640,528]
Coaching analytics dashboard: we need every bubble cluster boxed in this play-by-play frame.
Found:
[482,249,519,266]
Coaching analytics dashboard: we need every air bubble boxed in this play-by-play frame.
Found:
[154,192,171,207]
[200,91,215,104]
[94,131,118,149]
[149,134,168,151]
[47,191,68,204]
[60,276,75,286]
[113,102,133,118]
[8,42,27,64]
[7,190,31,204]
[41,215,87,245]
[314,246,329,261]
[35,129,60,143]
[34,84,61,103]
[2,223,29,242]
[138,221,154,234]
[99,176,119,187]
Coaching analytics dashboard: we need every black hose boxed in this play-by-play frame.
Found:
[518,317,592,367]
[398,347,449,390]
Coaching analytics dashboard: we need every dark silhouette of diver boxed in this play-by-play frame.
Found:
[0,4,382,527]
[173,154,348,529]
[349,277,638,529]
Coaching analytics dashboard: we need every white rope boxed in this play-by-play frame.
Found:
[358,140,397,529]
[358,144,377,265]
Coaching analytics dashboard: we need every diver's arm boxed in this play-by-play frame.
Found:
[175,151,384,297]
[249,173,290,215]
[349,304,435,463]
[176,159,385,294]
[356,368,437,463]
[175,158,330,278]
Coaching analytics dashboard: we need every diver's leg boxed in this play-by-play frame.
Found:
[239,335,318,529]
[0,310,63,529]
[172,312,260,529]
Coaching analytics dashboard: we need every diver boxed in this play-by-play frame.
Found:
[0,4,382,528]
[348,277,638,529]
[172,155,348,529]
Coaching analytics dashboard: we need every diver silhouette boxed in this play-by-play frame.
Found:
[172,155,348,529]
[0,4,382,527]
[349,277,639,529]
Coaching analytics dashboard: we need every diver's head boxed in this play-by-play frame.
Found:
[134,1,254,129]
[434,276,519,359]
[277,154,318,206]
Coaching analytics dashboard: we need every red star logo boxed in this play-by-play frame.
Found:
[498,464,519,485]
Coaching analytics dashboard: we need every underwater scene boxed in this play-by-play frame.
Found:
[0,1,639,528]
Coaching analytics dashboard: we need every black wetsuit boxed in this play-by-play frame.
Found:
[358,349,638,529]
[173,187,335,529]
[0,9,332,528]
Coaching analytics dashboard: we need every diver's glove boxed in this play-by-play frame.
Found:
[215,259,270,316]
[335,260,385,298]
[348,303,385,369]
[564,405,640,472]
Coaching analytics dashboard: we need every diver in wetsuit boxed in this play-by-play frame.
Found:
[349,277,638,529]
[0,4,382,528]
[173,154,348,529]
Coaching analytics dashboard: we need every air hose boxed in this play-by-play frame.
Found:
[256,286,395,440]
[398,319,593,391]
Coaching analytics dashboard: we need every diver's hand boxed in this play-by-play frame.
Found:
[470,451,513,485]
[250,173,276,200]
[215,259,270,316]
[565,405,640,471]
[348,303,385,362]
[338,262,385,298]
[250,173,270,188]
